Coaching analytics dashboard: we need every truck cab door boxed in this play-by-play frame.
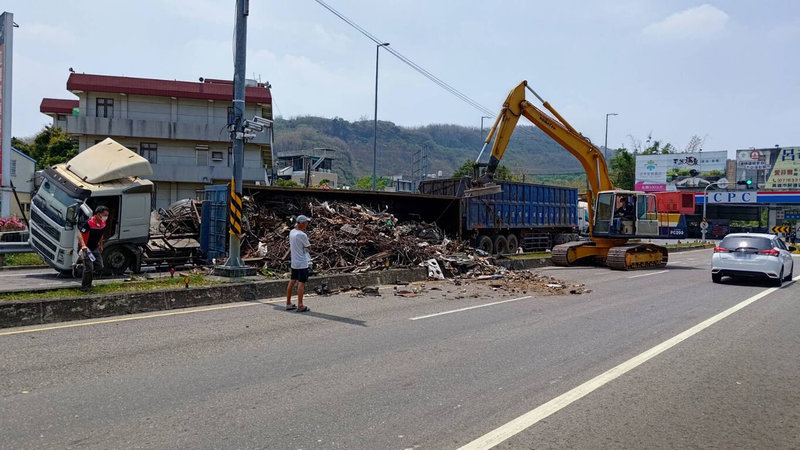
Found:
[119,193,150,243]
[635,194,659,236]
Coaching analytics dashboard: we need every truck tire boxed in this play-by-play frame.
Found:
[506,233,519,254]
[477,235,493,255]
[493,235,509,255]
[103,246,131,275]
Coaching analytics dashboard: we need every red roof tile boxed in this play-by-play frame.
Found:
[40,98,80,115]
[66,73,271,104]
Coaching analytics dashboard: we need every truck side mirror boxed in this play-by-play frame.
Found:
[66,203,79,223]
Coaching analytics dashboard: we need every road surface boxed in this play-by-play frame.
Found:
[1,249,798,449]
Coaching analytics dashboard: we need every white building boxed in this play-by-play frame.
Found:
[40,73,272,208]
[7,146,36,218]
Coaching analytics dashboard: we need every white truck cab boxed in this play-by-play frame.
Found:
[29,138,153,274]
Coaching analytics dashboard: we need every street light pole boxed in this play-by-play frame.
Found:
[372,42,390,191]
[702,181,723,242]
[480,116,492,140]
[604,113,618,161]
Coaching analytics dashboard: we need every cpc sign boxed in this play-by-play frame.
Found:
[708,192,758,204]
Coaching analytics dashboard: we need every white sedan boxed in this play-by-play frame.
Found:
[711,233,795,286]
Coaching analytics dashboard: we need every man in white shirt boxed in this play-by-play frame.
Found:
[286,215,312,312]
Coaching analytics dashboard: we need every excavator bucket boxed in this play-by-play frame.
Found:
[464,183,503,197]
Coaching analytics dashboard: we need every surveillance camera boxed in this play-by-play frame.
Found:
[252,116,273,126]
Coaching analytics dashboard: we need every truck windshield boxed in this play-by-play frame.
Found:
[35,179,81,225]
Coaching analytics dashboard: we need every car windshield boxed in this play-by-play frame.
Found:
[718,236,772,251]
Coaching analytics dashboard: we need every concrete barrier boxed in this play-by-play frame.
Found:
[0,268,427,329]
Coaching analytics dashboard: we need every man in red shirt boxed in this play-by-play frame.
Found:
[77,206,109,291]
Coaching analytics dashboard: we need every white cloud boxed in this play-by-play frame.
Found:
[642,4,729,40]
[22,23,78,46]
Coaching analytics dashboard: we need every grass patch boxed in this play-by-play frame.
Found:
[3,252,44,266]
[0,274,222,302]
[506,252,551,259]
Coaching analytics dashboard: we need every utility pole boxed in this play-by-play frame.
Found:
[216,0,255,277]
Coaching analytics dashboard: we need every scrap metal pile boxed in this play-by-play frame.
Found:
[242,197,470,273]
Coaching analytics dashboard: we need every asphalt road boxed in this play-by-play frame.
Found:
[1,249,798,449]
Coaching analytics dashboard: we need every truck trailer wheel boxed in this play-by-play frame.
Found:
[493,235,509,255]
[476,235,493,255]
[506,233,519,254]
[103,247,132,275]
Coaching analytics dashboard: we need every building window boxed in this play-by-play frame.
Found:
[10,159,16,177]
[139,143,158,164]
[196,145,209,166]
[211,151,224,162]
[96,98,114,118]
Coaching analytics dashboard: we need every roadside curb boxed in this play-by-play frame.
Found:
[666,244,715,253]
[0,268,427,329]
[0,265,50,271]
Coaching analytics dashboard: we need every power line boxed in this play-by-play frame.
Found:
[313,0,495,117]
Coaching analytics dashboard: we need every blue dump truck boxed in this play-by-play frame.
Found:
[418,178,580,254]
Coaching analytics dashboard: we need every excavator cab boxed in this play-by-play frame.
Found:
[592,190,660,238]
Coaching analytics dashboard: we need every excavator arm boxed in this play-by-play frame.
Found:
[477,81,614,234]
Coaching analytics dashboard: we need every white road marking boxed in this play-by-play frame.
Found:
[628,270,668,279]
[409,296,532,321]
[458,277,797,450]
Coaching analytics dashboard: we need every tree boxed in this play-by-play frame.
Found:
[682,134,706,153]
[452,160,475,178]
[451,159,517,181]
[627,133,676,155]
[274,178,301,188]
[609,148,635,190]
[353,176,391,190]
[13,126,78,169]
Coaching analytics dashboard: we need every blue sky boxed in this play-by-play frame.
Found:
[5,1,799,155]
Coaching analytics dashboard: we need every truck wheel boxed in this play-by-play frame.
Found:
[506,233,519,254]
[476,235,493,255]
[493,235,509,255]
[103,247,131,275]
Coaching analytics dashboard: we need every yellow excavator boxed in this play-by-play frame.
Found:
[470,81,668,270]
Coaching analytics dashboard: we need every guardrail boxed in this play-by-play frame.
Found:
[0,241,33,254]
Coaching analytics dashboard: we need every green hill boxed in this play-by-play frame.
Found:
[273,116,585,187]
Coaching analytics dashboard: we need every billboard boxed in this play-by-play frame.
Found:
[635,151,727,192]
[765,147,800,189]
[734,147,799,190]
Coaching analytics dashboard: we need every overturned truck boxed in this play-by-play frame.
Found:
[29,139,203,275]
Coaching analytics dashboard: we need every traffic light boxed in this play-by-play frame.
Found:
[737,179,753,189]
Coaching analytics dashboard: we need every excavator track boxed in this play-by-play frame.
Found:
[551,241,595,266]
[606,243,668,270]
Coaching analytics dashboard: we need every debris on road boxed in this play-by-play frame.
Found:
[242,197,466,274]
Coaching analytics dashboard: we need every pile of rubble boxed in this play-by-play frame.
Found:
[458,270,592,295]
[242,197,469,273]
